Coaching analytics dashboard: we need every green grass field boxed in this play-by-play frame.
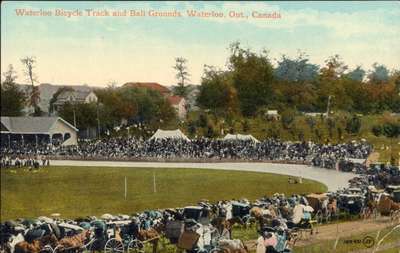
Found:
[0,166,327,221]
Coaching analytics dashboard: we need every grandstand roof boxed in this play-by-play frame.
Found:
[0,117,78,134]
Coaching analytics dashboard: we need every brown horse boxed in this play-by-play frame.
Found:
[15,234,58,253]
[378,195,400,216]
[57,230,91,249]
[136,222,164,253]
[217,239,249,253]
[211,216,244,240]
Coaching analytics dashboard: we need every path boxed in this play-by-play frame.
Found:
[50,160,356,191]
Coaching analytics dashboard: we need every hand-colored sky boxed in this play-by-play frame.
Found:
[1,1,399,87]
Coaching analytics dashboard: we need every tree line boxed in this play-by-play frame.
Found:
[197,42,400,117]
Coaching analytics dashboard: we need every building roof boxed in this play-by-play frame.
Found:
[167,95,184,105]
[123,82,171,94]
[267,110,279,115]
[56,90,93,102]
[0,117,78,134]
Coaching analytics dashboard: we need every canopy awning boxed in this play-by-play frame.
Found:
[149,129,190,141]
[223,133,260,143]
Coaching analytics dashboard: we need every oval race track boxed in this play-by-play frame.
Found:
[50,160,356,192]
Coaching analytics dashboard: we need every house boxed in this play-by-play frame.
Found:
[123,82,187,119]
[303,112,328,118]
[0,116,78,146]
[168,96,187,119]
[266,110,280,120]
[53,90,98,111]
[18,83,98,114]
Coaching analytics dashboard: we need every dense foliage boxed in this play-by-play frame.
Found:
[1,65,26,116]
[197,43,400,116]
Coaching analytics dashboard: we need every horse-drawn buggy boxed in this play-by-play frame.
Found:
[231,202,251,226]
[337,193,365,217]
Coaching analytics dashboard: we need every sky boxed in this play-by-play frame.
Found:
[1,1,399,87]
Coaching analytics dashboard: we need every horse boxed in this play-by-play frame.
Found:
[216,239,249,253]
[378,195,400,216]
[14,234,58,253]
[211,216,244,240]
[56,230,91,250]
[135,221,164,253]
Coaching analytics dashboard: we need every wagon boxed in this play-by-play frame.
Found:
[183,206,211,225]
[231,202,250,218]
[103,221,146,253]
[338,194,365,215]
[392,190,400,202]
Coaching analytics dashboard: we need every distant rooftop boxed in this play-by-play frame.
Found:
[123,82,171,94]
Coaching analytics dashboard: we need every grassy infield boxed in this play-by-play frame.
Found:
[1,167,327,220]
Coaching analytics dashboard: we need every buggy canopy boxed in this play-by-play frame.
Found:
[149,129,190,142]
[223,134,260,143]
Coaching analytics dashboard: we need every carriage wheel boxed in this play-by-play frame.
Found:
[209,247,229,253]
[40,245,53,253]
[315,211,322,224]
[52,245,64,253]
[326,211,332,223]
[104,238,124,253]
[87,238,104,253]
[127,239,144,253]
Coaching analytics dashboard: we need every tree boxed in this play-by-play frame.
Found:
[274,51,319,82]
[172,57,190,98]
[242,119,250,133]
[326,117,336,138]
[228,42,275,116]
[187,121,197,137]
[58,102,99,131]
[1,64,26,116]
[21,56,41,115]
[345,115,362,135]
[368,63,389,84]
[346,66,366,82]
[197,65,239,116]
[197,113,208,128]
[281,109,296,129]
[320,55,348,80]
[372,122,400,165]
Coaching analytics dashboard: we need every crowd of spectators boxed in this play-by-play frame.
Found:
[0,136,372,169]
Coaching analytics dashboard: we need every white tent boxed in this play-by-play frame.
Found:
[149,129,190,141]
[223,134,260,143]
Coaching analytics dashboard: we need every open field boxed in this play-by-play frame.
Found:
[0,166,326,220]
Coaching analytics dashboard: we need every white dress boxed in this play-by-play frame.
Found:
[256,236,266,253]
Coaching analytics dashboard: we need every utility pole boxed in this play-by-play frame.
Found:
[96,102,100,138]
[124,176,127,200]
[153,170,157,193]
[72,98,76,127]
[326,95,332,118]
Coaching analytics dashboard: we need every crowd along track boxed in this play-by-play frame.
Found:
[50,160,356,192]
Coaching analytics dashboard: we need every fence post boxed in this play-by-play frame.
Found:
[124,176,127,200]
[153,170,157,193]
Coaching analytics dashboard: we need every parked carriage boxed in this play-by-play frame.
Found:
[231,202,251,221]
[183,206,211,225]
[338,194,365,216]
